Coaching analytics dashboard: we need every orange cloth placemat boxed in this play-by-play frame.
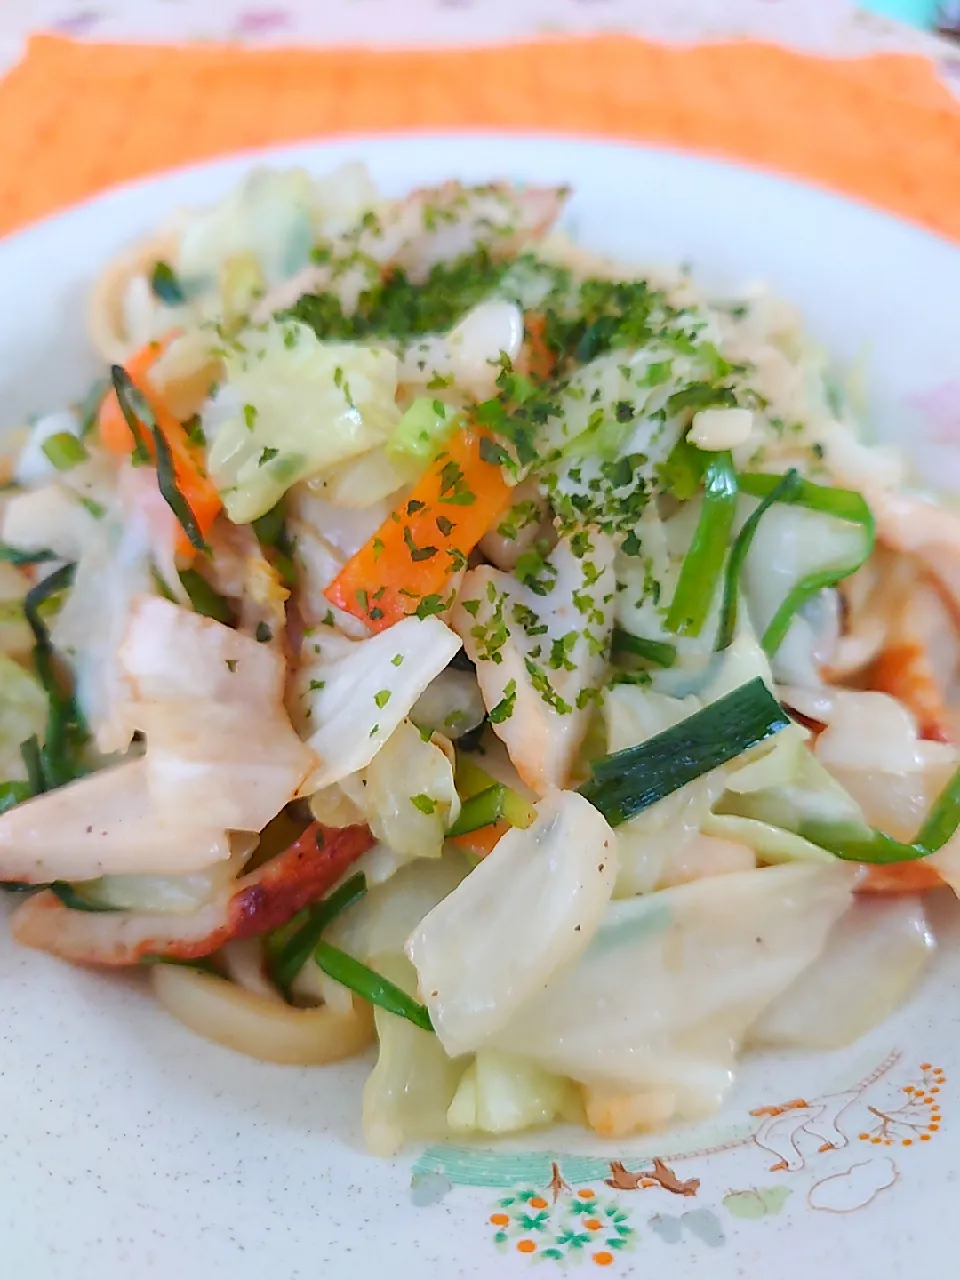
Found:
[2,33,960,240]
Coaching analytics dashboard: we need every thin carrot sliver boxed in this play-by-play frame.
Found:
[450,820,510,858]
[99,335,222,557]
[857,861,945,895]
[325,426,512,631]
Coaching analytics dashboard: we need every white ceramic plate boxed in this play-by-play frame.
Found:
[2,135,960,1280]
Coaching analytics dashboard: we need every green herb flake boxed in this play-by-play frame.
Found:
[41,432,88,471]
[488,678,517,724]
[410,793,437,815]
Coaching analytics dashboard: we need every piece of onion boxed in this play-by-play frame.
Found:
[151,963,373,1065]
[747,895,934,1050]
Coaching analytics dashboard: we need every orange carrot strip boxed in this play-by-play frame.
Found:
[99,335,222,557]
[867,642,953,744]
[325,426,512,631]
[450,819,510,859]
[857,861,946,895]
[521,313,558,382]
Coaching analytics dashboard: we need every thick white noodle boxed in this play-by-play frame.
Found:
[151,963,373,1065]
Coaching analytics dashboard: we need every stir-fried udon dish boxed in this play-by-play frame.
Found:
[3,162,960,1152]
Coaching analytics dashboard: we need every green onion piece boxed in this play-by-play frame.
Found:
[611,628,677,667]
[41,432,88,471]
[0,544,58,567]
[580,676,789,827]
[454,757,535,829]
[915,765,960,852]
[109,365,153,465]
[313,940,434,1031]
[737,472,875,657]
[19,736,44,795]
[716,469,801,651]
[111,366,209,553]
[446,783,506,837]
[252,499,286,549]
[269,872,367,994]
[77,376,110,437]
[179,569,234,625]
[801,762,960,866]
[152,420,208,554]
[387,396,459,461]
[138,954,218,974]
[50,881,122,912]
[664,451,738,637]
[24,563,86,791]
[0,780,30,815]
[149,260,186,306]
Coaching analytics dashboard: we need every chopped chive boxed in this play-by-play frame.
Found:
[664,451,738,637]
[41,432,88,471]
[410,793,437,814]
[77,376,110,437]
[20,735,44,795]
[149,260,186,305]
[716,468,801,652]
[152,421,208,553]
[0,780,30,815]
[801,761,960,866]
[446,783,506,837]
[252,499,286,548]
[915,765,960,852]
[313,940,434,1031]
[268,872,367,993]
[0,544,57,567]
[611,629,677,667]
[579,677,788,827]
[179,569,234,625]
[109,365,153,464]
[24,562,86,791]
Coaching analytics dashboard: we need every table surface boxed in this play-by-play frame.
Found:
[0,0,953,66]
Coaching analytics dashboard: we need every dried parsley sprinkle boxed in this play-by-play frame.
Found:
[259,446,279,466]
[407,499,426,514]
[391,654,404,667]
[371,537,385,561]
[374,690,391,709]
[414,594,447,619]
[403,526,438,562]
[243,403,257,431]
[410,794,437,814]
[435,514,455,537]
[488,678,517,723]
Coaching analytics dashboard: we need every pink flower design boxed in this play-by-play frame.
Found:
[233,8,292,37]
[51,9,102,35]
[908,381,960,443]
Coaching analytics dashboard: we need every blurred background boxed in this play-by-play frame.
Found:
[0,0,959,54]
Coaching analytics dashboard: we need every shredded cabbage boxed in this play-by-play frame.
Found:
[206,321,401,522]
[0,653,47,782]
[485,864,856,1124]
[296,617,461,793]
[407,789,617,1057]
[334,719,460,864]
[447,1049,578,1136]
